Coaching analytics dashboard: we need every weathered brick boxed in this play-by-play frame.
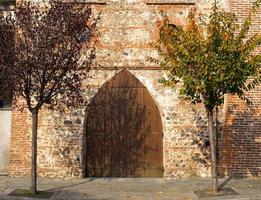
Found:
[8,0,260,179]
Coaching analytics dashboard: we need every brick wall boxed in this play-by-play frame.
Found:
[8,0,260,179]
[219,0,261,178]
[229,0,261,54]
[8,102,31,177]
[220,87,261,177]
[8,0,217,179]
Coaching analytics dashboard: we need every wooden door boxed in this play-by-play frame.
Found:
[86,70,163,177]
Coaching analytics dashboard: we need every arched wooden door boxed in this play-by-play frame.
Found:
[86,70,163,177]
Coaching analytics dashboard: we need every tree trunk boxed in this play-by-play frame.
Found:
[215,107,219,171]
[31,109,38,195]
[208,109,219,193]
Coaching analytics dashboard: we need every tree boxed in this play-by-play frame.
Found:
[150,1,261,193]
[0,12,14,106]
[0,0,16,7]
[4,1,96,194]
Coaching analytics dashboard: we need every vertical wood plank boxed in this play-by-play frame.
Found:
[86,70,163,177]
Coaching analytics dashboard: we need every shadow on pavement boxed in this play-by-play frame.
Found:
[219,176,233,190]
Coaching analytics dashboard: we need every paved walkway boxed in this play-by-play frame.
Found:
[0,176,261,200]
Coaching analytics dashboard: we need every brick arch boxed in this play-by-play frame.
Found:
[83,69,163,177]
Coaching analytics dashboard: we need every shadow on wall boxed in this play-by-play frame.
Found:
[85,88,147,177]
[37,105,85,178]
[193,105,224,170]
[82,70,163,177]
[220,97,261,178]
[174,103,223,178]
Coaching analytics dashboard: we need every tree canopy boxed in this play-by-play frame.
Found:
[0,13,14,105]
[11,1,96,112]
[152,2,260,112]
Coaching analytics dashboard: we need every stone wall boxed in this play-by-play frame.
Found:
[8,0,260,179]
[9,69,213,178]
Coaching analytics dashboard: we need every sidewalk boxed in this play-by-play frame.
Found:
[0,176,260,200]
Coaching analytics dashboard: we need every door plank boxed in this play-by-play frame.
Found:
[86,70,163,177]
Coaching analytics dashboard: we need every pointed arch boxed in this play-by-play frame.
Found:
[84,70,163,177]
